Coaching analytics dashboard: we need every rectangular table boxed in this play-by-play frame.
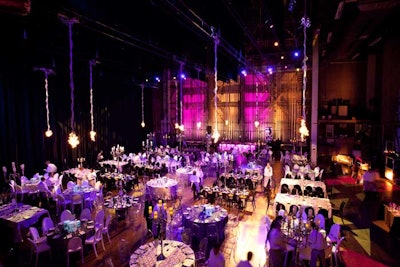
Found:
[0,203,49,243]
[273,193,332,218]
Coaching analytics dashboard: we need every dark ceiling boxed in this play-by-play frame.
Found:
[1,0,400,81]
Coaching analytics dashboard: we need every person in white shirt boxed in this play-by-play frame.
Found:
[207,243,225,267]
[308,221,327,267]
[190,171,200,199]
[236,251,253,267]
[263,162,273,192]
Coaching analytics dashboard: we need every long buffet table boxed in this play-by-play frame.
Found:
[273,193,332,218]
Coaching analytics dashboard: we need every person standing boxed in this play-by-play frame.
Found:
[236,251,253,267]
[207,243,225,267]
[308,222,327,267]
[143,195,153,231]
[263,162,273,193]
[190,171,200,200]
[267,217,287,267]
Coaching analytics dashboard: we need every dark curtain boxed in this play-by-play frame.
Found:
[0,4,154,176]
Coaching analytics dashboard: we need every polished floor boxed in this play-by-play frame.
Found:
[2,159,400,267]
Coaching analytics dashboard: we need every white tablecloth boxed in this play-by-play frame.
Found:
[273,193,332,218]
[99,160,129,172]
[129,240,195,267]
[146,178,178,200]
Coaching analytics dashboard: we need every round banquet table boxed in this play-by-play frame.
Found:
[175,167,195,186]
[182,204,228,241]
[129,239,195,267]
[105,195,139,219]
[146,177,178,200]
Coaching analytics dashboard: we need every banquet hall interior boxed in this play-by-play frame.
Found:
[1,0,400,267]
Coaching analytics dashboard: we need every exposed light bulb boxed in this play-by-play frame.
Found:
[90,130,96,141]
[141,121,145,128]
[68,132,80,148]
[212,130,220,143]
[225,120,229,126]
[254,120,260,128]
[45,129,53,137]
[196,121,202,129]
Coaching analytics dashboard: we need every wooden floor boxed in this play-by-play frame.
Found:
[3,159,400,267]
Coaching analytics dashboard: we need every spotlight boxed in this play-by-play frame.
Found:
[180,73,186,80]
[293,51,300,57]
[274,41,279,47]
[155,76,161,82]
[240,69,247,76]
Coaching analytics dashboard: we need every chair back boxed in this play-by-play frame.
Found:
[29,227,41,241]
[80,208,92,220]
[104,214,112,228]
[328,223,341,243]
[95,209,105,226]
[60,209,74,222]
[68,236,83,252]
[42,217,55,234]
[198,237,208,253]
[67,181,75,190]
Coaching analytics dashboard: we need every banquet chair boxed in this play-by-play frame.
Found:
[67,236,84,267]
[60,209,74,222]
[102,214,112,244]
[56,194,72,216]
[27,237,52,267]
[80,207,92,221]
[281,184,290,194]
[85,225,105,257]
[194,237,208,266]
[81,180,89,187]
[181,228,192,245]
[70,193,84,214]
[67,181,75,191]
[316,169,324,181]
[85,190,97,210]
[95,209,105,229]
[29,226,47,244]
[41,217,55,235]
[246,190,256,211]
[206,223,220,245]
[284,165,293,178]
[332,236,346,267]
[328,223,341,244]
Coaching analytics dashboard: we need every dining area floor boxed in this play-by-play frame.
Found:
[2,159,400,267]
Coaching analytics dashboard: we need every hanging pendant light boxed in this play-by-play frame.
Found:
[299,13,311,142]
[34,67,55,137]
[141,84,145,128]
[60,15,80,148]
[89,59,97,141]
[254,82,260,128]
[211,27,220,143]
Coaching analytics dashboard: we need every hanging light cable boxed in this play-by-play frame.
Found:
[141,84,145,128]
[89,59,97,141]
[60,15,80,148]
[196,66,202,130]
[299,10,310,142]
[34,67,55,137]
[254,82,260,128]
[211,27,220,143]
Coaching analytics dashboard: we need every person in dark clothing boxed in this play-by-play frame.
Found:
[143,195,153,231]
